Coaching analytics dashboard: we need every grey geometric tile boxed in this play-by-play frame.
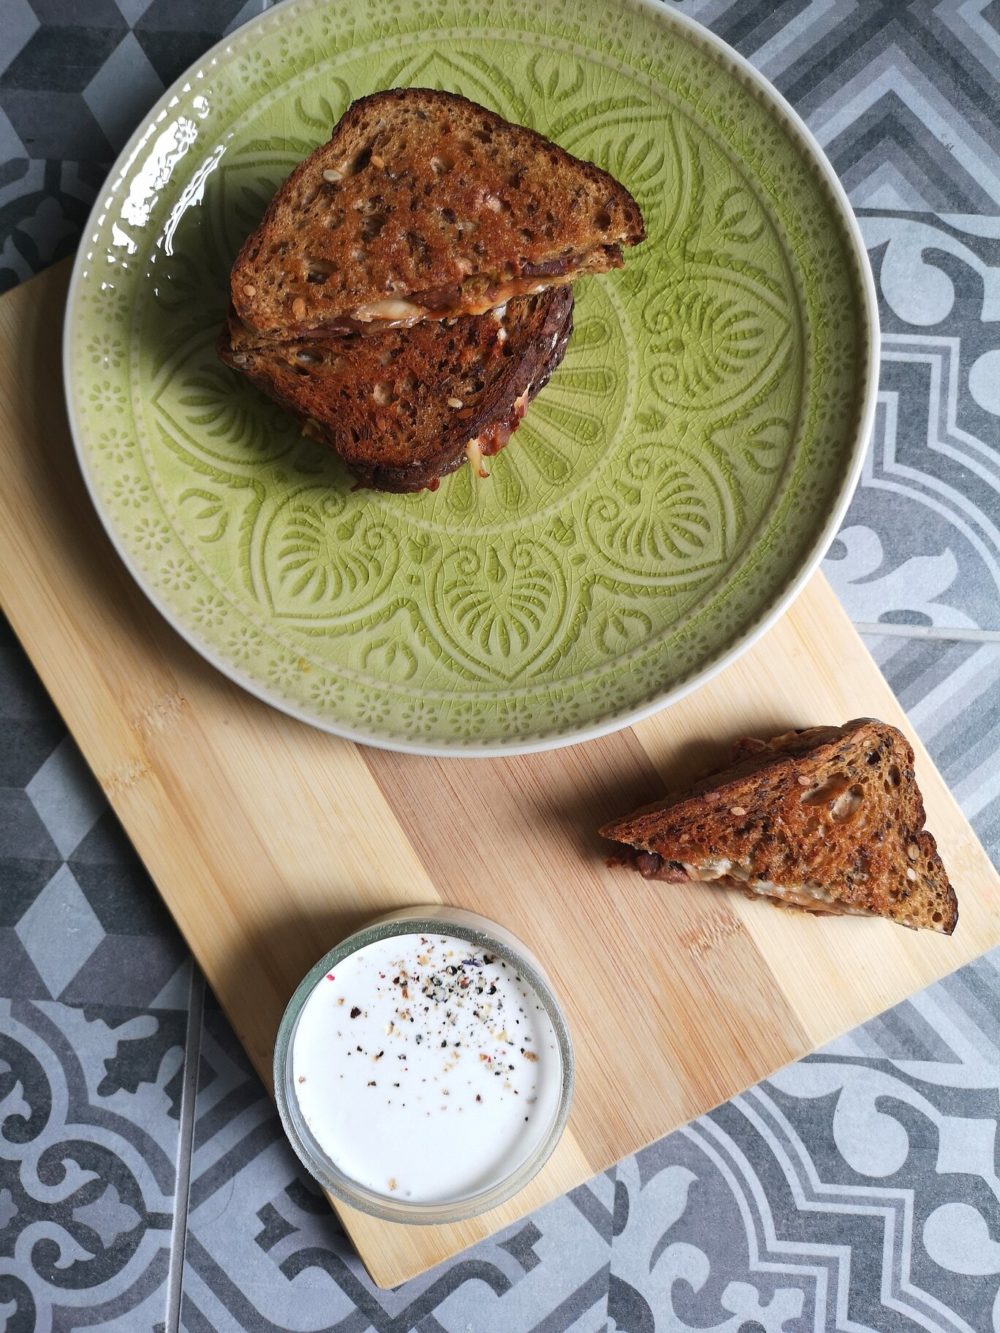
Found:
[1,624,186,1005]
[227,0,268,35]
[112,0,157,26]
[67,805,140,867]
[0,857,61,929]
[0,106,26,166]
[818,60,1000,214]
[135,0,259,34]
[0,928,50,999]
[0,157,90,280]
[181,987,612,1331]
[674,0,1000,212]
[82,31,164,154]
[25,734,105,858]
[824,212,1000,633]
[0,621,52,725]
[0,786,60,863]
[609,1138,814,1332]
[608,949,1000,1333]
[63,932,188,1008]
[0,996,183,1330]
[14,862,103,997]
[134,0,263,87]
[850,160,933,213]
[1,88,115,160]
[2,619,191,1019]
[428,1193,610,1331]
[68,814,181,940]
[0,618,65,787]
[149,955,193,1010]
[2,22,127,96]
[0,0,40,82]
[31,0,129,25]
[862,633,1000,868]
[0,236,37,293]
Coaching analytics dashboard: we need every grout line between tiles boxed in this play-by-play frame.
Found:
[852,622,1000,644]
[164,965,206,1333]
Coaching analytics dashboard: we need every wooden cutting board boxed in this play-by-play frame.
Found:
[3,262,999,1287]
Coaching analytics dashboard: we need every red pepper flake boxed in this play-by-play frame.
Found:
[350,1006,362,1019]
[297,1075,306,1084]
[326,973,336,981]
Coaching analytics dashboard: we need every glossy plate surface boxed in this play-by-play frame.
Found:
[64,0,877,754]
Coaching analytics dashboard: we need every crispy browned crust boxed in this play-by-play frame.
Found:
[600,719,959,934]
[219,288,574,492]
[230,87,644,340]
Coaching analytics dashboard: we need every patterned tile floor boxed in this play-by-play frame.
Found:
[1,1,999,1329]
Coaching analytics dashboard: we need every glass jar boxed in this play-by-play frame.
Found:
[273,904,575,1224]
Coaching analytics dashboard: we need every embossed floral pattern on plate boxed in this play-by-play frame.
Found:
[65,0,875,752]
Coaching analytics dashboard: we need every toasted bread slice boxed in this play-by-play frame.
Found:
[219,288,573,492]
[600,719,958,933]
[229,88,643,344]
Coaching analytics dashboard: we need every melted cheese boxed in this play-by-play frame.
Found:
[742,880,873,916]
[351,298,428,323]
[465,437,489,478]
[682,858,733,882]
[348,271,579,328]
[460,278,552,316]
[682,861,869,917]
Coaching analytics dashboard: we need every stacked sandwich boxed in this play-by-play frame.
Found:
[220,88,645,492]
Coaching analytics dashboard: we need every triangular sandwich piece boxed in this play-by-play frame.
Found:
[219,287,573,492]
[229,87,643,345]
[600,719,958,933]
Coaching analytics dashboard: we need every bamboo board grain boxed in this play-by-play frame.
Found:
[2,261,999,1287]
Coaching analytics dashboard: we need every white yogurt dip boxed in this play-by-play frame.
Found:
[289,931,563,1203]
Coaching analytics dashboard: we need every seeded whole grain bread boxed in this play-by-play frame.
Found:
[600,718,958,934]
[229,87,644,344]
[219,288,574,492]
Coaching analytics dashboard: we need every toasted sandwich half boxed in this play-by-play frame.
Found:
[600,719,958,933]
[229,87,643,345]
[219,288,573,492]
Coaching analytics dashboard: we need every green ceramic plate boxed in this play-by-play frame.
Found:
[64,0,877,755]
